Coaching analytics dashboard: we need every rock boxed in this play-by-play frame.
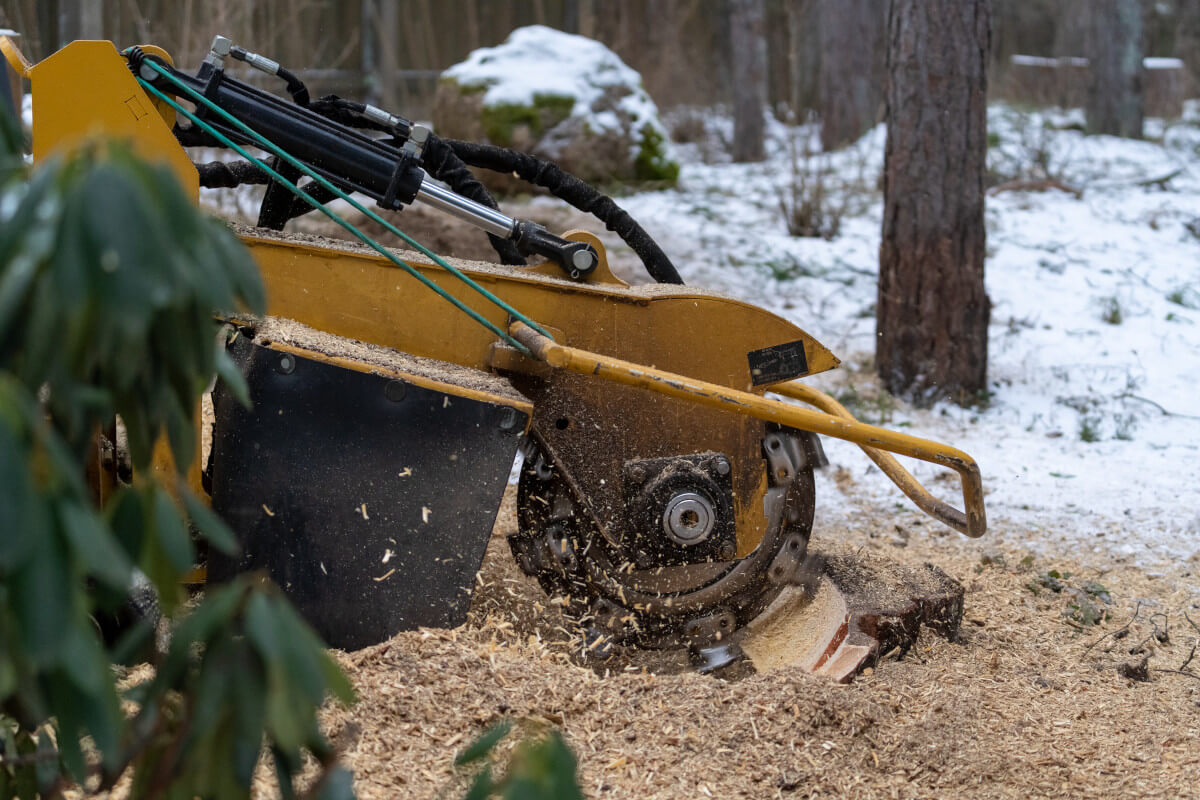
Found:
[433,25,679,190]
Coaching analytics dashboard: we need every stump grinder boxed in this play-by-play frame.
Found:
[4,35,986,679]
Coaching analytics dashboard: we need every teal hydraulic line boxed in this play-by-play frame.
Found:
[134,55,551,341]
[137,80,530,354]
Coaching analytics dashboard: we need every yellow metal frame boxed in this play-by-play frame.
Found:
[510,322,986,538]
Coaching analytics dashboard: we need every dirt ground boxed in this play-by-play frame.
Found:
[317,478,1200,800]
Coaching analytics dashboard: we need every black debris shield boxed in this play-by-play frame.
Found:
[208,335,527,650]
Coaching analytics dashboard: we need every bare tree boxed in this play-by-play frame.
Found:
[1086,0,1143,138]
[877,0,991,407]
[816,0,885,150]
[729,0,767,162]
[58,0,104,42]
[1052,0,1088,57]
[786,0,820,115]
[1176,0,1200,96]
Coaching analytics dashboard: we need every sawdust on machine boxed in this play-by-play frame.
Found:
[249,315,524,400]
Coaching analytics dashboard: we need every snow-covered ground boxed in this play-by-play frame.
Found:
[595,103,1200,567]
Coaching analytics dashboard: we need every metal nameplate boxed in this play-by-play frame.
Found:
[748,340,809,386]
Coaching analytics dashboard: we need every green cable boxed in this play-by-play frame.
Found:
[136,77,533,355]
[137,56,552,341]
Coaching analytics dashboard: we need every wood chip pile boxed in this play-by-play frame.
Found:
[311,489,1200,799]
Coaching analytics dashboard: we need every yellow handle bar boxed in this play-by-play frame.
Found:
[510,321,986,538]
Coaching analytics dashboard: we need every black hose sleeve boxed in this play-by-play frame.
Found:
[194,160,342,223]
[195,159,271,188]
[443,139,683,285]
[276,66,310,107]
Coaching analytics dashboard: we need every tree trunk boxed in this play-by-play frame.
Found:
[59,0,104,42]
[729,0,767,162]
[1176,0,1200,97]
[376,0,400,111]
[817,0,885,150]
[786,0,820,117]
[877,0,991,407]
[37,0,61,56]
[1086,0,1143,138]
[1052,0,1088,57]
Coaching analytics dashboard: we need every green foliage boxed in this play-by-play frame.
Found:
[834,383,896,425]
[1027,569,1069,594]
[1098,295,1124,325]
[633,124,680,184]
[454,722,583,800]
[0,115,353,798]
[1024,570,1112,628]
[480,94,575,147]
[1166,285,1199,310]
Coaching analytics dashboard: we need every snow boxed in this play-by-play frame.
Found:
[1145,57,1185,70]
[1009,54,1184,70]
[606,103,1200,567]
[441,25,667,141]
[1010,55,1088,68]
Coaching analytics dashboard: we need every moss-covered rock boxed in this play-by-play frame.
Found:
[432,26,679,190]
[479,93,576,147]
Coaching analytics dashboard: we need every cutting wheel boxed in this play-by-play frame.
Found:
[509,416,823,661]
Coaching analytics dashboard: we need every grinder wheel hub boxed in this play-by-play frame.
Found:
[662,492,715,545]
[509,427,820,654]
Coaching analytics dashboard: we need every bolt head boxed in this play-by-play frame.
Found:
[211,35,232,56]
[384,380,407,402]
[275,353,296,374]
[572,248,596,271]
[498,407,520,431]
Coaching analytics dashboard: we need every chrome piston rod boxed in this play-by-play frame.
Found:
[415,176,516,239]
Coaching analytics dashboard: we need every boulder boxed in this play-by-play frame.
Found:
[433,25,679,189]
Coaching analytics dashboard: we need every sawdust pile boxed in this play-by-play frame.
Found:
[318,489,1200,799]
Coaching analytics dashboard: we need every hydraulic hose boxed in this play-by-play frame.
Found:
[440,137,684,285]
